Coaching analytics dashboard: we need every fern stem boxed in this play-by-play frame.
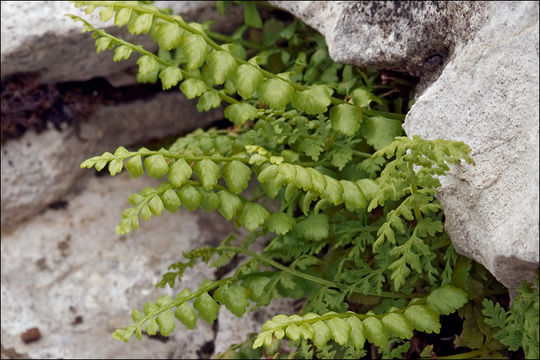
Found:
[137,276,233,331]
[206,30,267,50]
[437,349,490,359]
[221,246,420,299]
[334,226,380,234]
[363,108,406,121]
[113,149,316,167]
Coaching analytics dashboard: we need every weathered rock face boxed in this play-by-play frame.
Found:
[0,173,228,358]
[271,1,540,291]
[403,1,539,292]
[1,173,295,359]
[270,1,492,78]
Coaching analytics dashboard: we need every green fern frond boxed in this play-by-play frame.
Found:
[252,285,467,351]
[68,2,518,359]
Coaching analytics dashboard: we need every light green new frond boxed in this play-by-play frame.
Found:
[192,291,220,324]
[194,159,220,190]
[182,33,208,70]
[95,36,112,54]
[116,183,174,234]
[128,13,153,35]
[144,154,169,178]
[159,66,183,90]
[292,85,332,115]
[168,159,192,188]
[137,55,160,75]
[114,7,132,27]
[266,212,296,235]
[222,160,251,194]
[180,79,206,99]
[330,103,362,136]
[126,155,143,177]
[161,189,181,213]
[240,202,270,231]
[403,305,440,334]
[113,45,132,61]
[156,22,183,50]
[196,90,221,111]
[362,316,388,348]
[216,190,242,220]
[206,50,238,85]
[199,188,220,212]
[234,63,264,99]
[253,286,467,352]
[426,285,468,315]
[351,88,383,108]
[381,313,413,339]
[259,78,294,111]
[340,180,367,211]
[113,277,241,342]
[214,284,250,317]
[224,103,258,126]
[176,184,202,211]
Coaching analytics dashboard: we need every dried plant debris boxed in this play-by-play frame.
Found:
[20,327,41,344]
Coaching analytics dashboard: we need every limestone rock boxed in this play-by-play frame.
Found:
[0,173,238,359]
[403,1,539,292]
[1,1,242,84]
[271,1,539,291]
[270,1,492,77]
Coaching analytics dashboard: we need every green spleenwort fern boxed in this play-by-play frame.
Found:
[68,1,537,358]
[252,285,467,349]
[482,275,539,359]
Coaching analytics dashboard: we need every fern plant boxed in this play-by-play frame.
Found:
[482,274,539,359]
[70,1,538,358]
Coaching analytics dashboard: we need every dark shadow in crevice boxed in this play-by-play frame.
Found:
[1,72,164,144]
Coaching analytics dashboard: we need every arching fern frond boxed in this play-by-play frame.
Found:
[252,285,467,350]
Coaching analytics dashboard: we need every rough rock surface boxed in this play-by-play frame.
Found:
[403,1,539,292]
[272,1,540,291]
[0,173,235,359]
[270,1,492,78]
[1,1,242,84]
[1,92,223,231]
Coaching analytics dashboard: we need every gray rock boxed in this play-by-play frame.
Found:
[0,92,222,231]
[0,172,238,359]
[270,1,492,77]
[1,1,242,84]
[403,1,539,292]
[272,1,539,291]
